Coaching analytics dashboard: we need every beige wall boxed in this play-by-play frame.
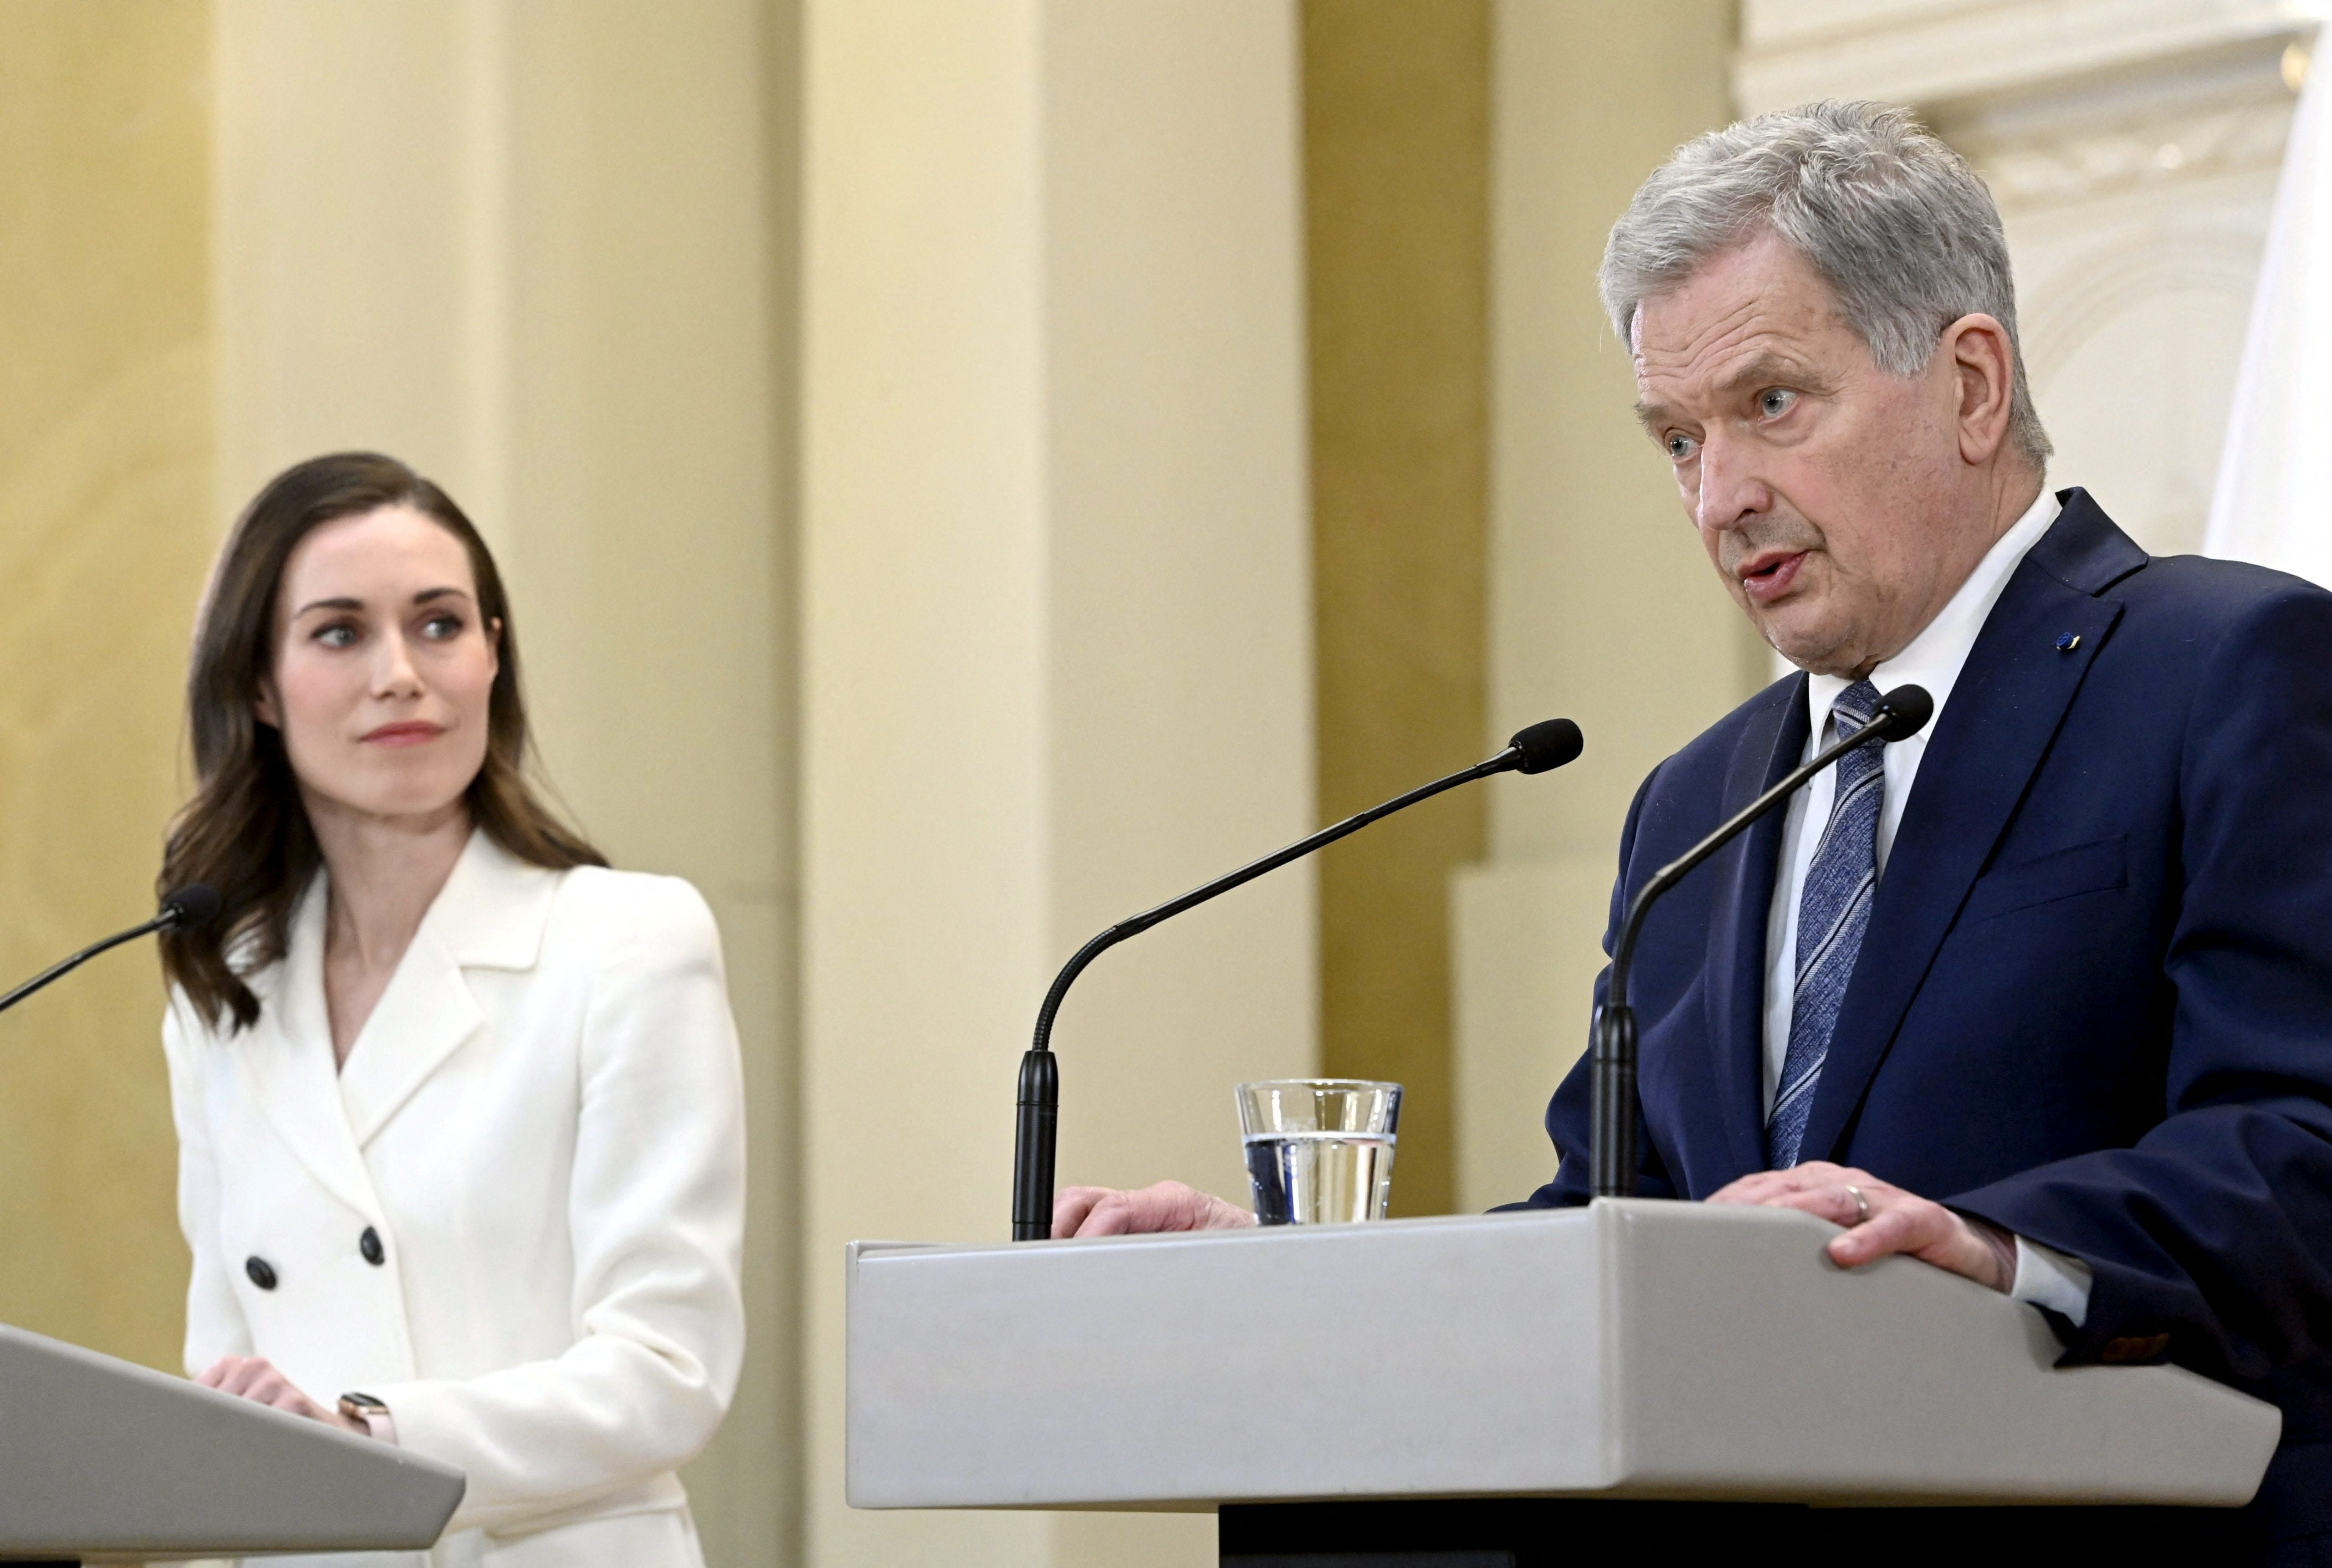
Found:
[0,0,213,1374]
[212,1,508,542]
[799,4,1311,1564]
[1453,0,1764,1212]
[0,5,1781,1561]
[1303,0,1491,1218]
[210,3,796,1560]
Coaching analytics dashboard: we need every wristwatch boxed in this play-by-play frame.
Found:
[337,1390,393,1437]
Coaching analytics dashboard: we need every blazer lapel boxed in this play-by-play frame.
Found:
[338,832,559,1148]
[336,928,486,1149]
[1795,492,2143,1164]
[234,881,381,1217]
[1700,676,1809,1183]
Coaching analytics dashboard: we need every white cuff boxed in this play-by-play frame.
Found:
[2009,1235,2093,1327]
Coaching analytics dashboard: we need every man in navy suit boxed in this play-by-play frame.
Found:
[1059,101,2332,1558]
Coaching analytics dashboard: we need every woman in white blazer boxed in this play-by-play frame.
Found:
[156,452,745,1568]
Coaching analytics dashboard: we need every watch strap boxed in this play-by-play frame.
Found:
[336,1390,394,1440]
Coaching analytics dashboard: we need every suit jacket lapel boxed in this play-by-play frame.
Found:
[1700,676,1809,1183]
[235,880,380,1216]
[336,927,486,1148]
[338,826,559,1143]
[338,832,558,1148]
[1796,491,2142,1165]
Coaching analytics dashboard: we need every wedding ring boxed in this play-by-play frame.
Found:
[1845,1184,1870,1226]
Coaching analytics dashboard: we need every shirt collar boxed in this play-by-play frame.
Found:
[1805,485,2061,736]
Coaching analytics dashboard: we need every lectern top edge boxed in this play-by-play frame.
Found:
[850,1201,1606,1262]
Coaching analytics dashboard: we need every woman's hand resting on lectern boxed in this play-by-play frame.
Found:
[196,1355,369,1433]
[1053,1180,1255,1238]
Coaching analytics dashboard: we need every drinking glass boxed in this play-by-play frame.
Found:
[1236,1078,1402,1225]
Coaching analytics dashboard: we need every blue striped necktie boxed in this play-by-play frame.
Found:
[1766,679,1884,1169]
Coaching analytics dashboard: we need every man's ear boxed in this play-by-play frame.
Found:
[1944,312,2016,466]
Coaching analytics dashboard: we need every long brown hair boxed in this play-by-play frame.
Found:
[159,452,604,1031]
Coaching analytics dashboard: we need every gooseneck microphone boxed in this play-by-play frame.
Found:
[1013,719,1586,1240]
[0,884,225,1018]
[1589,685,1933,1198]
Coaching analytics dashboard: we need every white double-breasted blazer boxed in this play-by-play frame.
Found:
[163,831,747,1568]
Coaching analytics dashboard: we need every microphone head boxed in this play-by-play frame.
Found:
[160,883,224,931]
[1509,718,1585,775]
[1873,684,1934,741]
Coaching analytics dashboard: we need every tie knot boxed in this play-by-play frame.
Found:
[1832,679,1882,738]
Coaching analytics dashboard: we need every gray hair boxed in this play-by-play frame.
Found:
[1601,100,2050,467]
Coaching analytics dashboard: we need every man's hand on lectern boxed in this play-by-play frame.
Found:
[1053,1180,1256,1238]
[1705,1160,2017,1292]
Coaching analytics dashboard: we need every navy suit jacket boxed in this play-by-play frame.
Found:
[1526,490,2332,1539]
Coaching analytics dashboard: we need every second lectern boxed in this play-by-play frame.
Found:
[848,1201,2278,1561]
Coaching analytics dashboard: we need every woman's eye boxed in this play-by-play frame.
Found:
[1665,433,1698,461]
[421,614,464,641]
[1759,388,1797,418]
[315,623,358,649]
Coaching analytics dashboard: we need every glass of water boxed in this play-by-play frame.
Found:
[1236,1078,1402,1225]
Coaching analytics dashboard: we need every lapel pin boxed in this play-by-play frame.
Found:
[2055,632,2081,653]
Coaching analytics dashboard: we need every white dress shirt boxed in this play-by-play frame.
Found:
[1760,486,2093,1323]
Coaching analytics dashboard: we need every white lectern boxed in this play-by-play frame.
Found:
[848,1201,2280,1561]
[0,1324,463,1563]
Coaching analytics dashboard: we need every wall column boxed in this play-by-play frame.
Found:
[799,4,1313,1564]
[1301,0,1491,1218]
[1452,1,1758,1212]
[0,0,215,1376]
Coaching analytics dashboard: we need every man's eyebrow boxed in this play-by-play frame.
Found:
[1713,352,1821,399]
[1632,354,1824,433]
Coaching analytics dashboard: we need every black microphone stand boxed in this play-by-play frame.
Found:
[1013,720,1583,1240]
[1590,686,1932,1197]
[0,886,224,1019]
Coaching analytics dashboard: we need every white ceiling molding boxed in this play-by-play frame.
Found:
[1938,41,2298,208]
[1736,0,2315,115]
